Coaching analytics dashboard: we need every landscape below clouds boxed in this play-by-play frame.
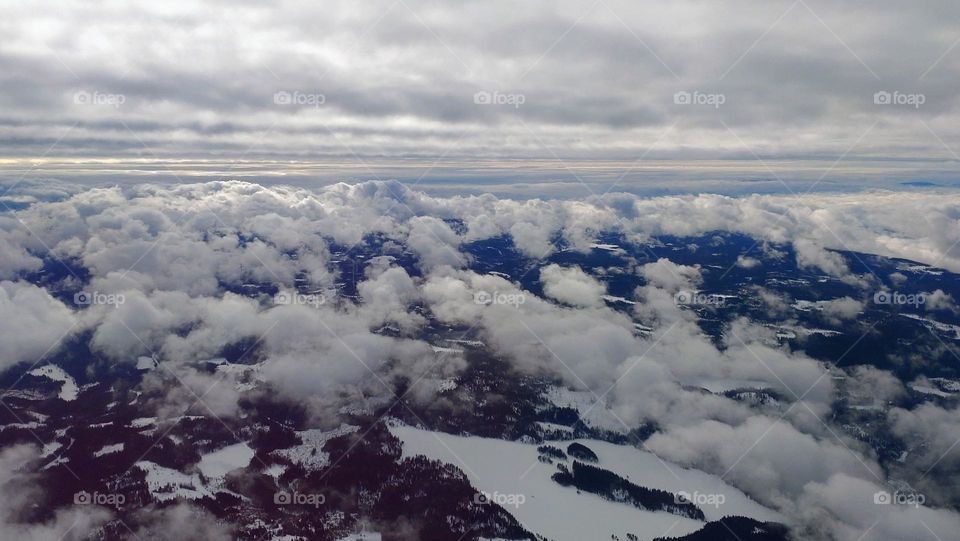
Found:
[0,178,957,540]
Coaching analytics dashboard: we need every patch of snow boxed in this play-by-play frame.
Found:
[136,356,157,370]
[768,324,841,338]
[264,463,287,479]
[898,263,943,276]
[690,379,770,394]
[909,384,952,398]
[390,425,782,541]
[336,534,382,541]
[27,365,78,401]
[197,442,254,481]
[901,313,960,340]
[94,443,124,457]
[272,424,359,471]
[42,456,69,470]
[590,243,626,255]
[445,338,485,347]
[136,461,215,502]
[602,295,636,305]
[41,441,62,458]
[544,386,624,432]
[435,378,458,392]
[931,378,960,392]
[431,345,464,354]
[0,421,40,431]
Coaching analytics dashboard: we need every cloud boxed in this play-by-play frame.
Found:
[0,281,76,370]
[820,296,865,323]
[539,264,606,308]
[794,473,960,541]
[646,415,881,506]
[128,503,233,541]
[2,1,959,166]
[0,445,112,541]
[0,180,959,539]
[925,289,958,313]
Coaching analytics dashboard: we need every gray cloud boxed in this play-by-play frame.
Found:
[0,0,958,171]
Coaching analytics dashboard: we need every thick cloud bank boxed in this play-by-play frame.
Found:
[0,179,958,540]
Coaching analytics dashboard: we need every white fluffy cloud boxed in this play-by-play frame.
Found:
[0,281,76,370]
[0,180,959,540]
[540,264,606,308]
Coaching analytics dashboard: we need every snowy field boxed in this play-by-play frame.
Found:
[390,424,781,541]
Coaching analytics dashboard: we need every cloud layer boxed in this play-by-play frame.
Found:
[0,180,957,540]
[1,0,959,167]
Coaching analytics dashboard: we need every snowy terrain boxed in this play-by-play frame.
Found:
[390,424,782,541]
[27,365,78,401]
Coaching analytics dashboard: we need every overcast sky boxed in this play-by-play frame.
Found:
[2,0,959,191]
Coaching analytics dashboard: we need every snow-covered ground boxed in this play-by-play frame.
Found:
[590,242,626,255]
[768,324,842,338]
[197,442,255,481]
[910,384,950,397]
[543,386,625,433]
[272,424,359,471]
[901,313,960,340]
[27,365,78,401]
[389,424,782,541]
[602,294,636,305]
[336,533,382,541]
[135,356,157,371]
[93,443,124,458]
[136,461,216,502]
